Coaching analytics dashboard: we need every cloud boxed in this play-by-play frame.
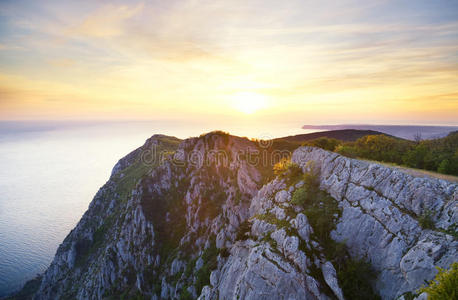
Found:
[0,0,457,123]
[65,3,144,38]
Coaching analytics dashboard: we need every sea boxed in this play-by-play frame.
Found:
[0,120,311,296]
[3,121,453,296]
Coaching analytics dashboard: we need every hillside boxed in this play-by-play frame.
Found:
[12,132,457,300]
[276,129,388,143]
[270,129,390,152]
[301,125,458,140]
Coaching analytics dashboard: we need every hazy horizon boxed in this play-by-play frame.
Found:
[1,0,457,124]
[0,0,457,298]
[1,120,458,140]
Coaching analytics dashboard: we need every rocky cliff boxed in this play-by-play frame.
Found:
[29,132,456,300]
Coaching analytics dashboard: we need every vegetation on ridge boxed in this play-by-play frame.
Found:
[279,161,381,299]
[300,131,458,176]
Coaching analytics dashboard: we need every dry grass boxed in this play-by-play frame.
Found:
[360,159,458,183]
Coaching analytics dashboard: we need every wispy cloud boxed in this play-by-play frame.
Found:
[0,0,457,123]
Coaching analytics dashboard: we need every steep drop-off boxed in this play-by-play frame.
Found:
[23,132,456,300]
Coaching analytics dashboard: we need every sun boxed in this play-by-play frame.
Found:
[231,92,268,114]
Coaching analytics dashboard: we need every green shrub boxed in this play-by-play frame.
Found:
[419,262,458,300]
[419,209,435,229]
[220,247,230,258]
[437,159,450,174]
[291,186,309,206]
[335,144,358,158]
[183,258,196,278]
[235,220,251,241]
[303,137,341,151]
[337,259,380,300]
[195,239,219,292]
[179,287,194,300]
[273,158,302,182]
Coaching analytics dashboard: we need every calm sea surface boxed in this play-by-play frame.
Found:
[0,121,313,296]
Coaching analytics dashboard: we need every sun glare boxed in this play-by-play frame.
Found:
[231,92,268,114]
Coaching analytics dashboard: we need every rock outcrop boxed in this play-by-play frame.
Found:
[29,134,456,300]
[292,147,457,299]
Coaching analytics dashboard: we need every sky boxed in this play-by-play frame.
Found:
[0,0,457,125]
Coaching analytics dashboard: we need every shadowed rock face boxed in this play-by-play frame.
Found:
[292,147,457,299]
[31,134,456,300]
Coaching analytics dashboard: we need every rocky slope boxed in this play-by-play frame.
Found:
[26,132,456,300]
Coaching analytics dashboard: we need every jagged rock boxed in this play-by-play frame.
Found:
[209,270,219,287]
[251,218,276,237]
[321,261,345,300]
[291,213,312,241]
[216,230,226,249]
[171,259,184,276]
[208,241,320,299]
[30,136,456,300]
[195,257,204,272]
[292,146,457,299]
[282,236,299,258]
[275,190,290,203]
[271,206,286,220]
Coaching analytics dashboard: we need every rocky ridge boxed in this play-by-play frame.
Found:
[29,133,456,300]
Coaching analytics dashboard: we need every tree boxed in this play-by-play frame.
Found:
[304,137,341,151]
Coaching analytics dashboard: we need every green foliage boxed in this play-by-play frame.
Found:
[333,132,458,176]
[289,170,339,245]
[179,288,194,300]
[260,233,278,249]
[184,258,197,278]
[195,239,219,293]
[437,159,450,174]
[419,262,458,300]
[402,143,430,169]
[291,186,309,206]
[219,247,230,258]
[286,169,380,299]
[337,259,381,300]
[400,292,417,300]
[419,209,435,229]
[335,144,358,158]
[273,158,302,183]
[303,137,341,151]
[235,220,251,241]
[353,135,411,164]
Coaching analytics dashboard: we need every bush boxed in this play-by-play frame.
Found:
[331,131,458,176]
[286,167,380,299]
[354,135,411,164]
[179,288,194,300]
[419,262,458,300]
[337,259,380,300]
[235,220,251,241]
[273,158,302,183]
[291,186,309,206]
[437,159,450,174]
[335,144,358,158]
[195,239,219,293]
[419,209,435,229]
[303,137,341,151]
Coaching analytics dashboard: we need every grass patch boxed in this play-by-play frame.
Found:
[286,168,380,299]
[419,209,435,229]
[195,238,219,293]
[235,220,251,241]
